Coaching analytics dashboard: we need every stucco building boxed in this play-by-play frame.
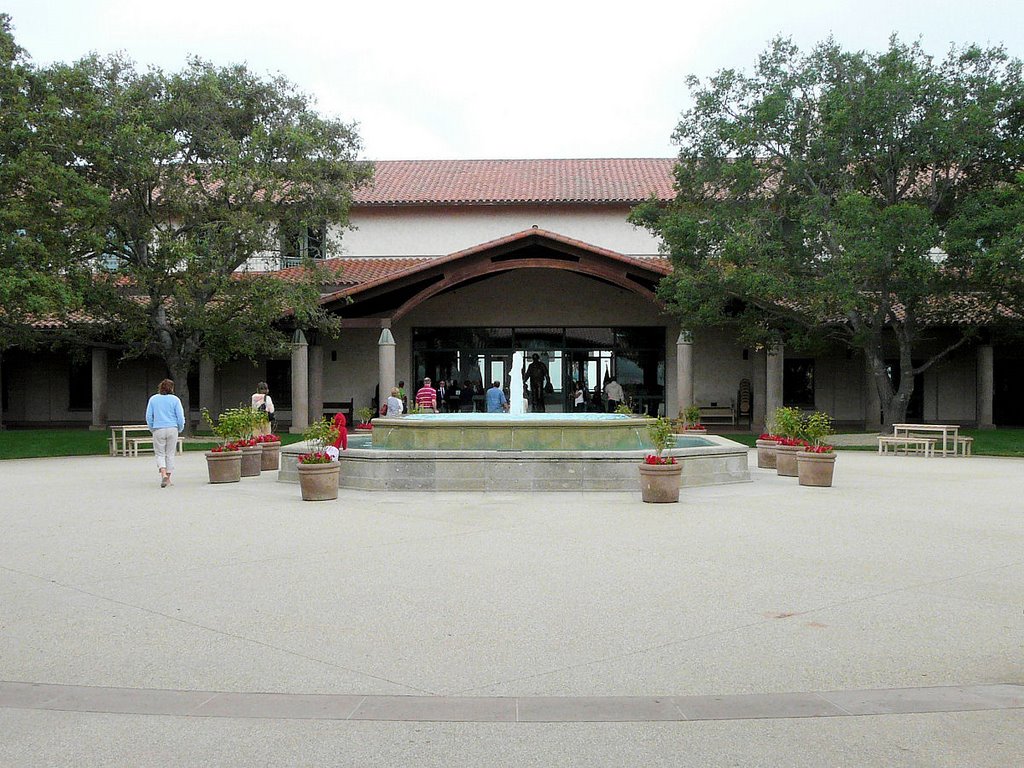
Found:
[1,159,1018,430]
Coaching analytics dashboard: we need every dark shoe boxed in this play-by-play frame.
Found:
[160,476,169,488]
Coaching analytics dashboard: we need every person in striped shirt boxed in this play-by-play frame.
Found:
[414,377,438,412]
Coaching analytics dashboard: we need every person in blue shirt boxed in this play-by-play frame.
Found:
[145,378,185,487]
[485,380,508,413]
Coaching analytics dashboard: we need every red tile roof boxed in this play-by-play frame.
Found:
[272,257,432,285]
[353,159,677,206]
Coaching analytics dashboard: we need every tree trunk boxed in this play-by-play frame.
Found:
[168,362,192,436]
[864,344,915,428]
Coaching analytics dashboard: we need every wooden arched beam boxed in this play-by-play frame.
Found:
[390,254,662,323]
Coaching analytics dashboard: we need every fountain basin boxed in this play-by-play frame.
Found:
[371,413,656,452]
[279,433,751,492]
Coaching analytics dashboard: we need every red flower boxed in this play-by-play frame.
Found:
[644,454,677,465]
[776,437,807,447]
[805,444,834,453]
[758,433,780,441]
[299,451,334,465]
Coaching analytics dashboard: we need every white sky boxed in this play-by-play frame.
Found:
[6,0,1022,160]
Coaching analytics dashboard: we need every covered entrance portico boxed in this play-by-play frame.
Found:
[318,228,679,419]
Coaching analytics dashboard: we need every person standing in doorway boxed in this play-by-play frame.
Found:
[604,376,624,412]
[436,379,448,412]
[485,380,509,413]
[415,377,438,412]
[524,353,550,413]
[146,378,185,488]
[573,381,586,412]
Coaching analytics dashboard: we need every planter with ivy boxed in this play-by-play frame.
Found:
[297,418,341,501]
[639,417,683,503]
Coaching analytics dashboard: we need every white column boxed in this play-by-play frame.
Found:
[977,344,995,429]
[199,357,216,418]
[290,329,309,434]
[765,343,784,424]
[751,349,767,432]
[378,328,396,401]
[675,331,693,419]
[864,356,882,432]
[308,344,323,424]
[90,347,108,430]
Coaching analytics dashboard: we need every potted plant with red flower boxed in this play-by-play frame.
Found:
[756,432,781,469]
[796,411,836,487]
[201,408,245,483]
[772,407,806,477]
[259,433,282,471]
[675,404,707,435]
[639,417,683,503]
[355,407,375,432]
[297,418,341,501]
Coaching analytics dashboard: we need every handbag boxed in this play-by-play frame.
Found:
[544,381,554,394]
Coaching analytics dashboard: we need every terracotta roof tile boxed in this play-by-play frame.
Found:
[353,159,676,206]
[270,257,433,285]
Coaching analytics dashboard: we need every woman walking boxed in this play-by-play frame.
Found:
[146,378,185,488]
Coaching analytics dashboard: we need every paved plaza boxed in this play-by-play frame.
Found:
[0,448,1022,766]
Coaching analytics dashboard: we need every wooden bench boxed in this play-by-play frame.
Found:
[126,436,185,457]
[698,405,736,425]
[323,399,354,426]
[956,436,974,456]
[877,435,937,457]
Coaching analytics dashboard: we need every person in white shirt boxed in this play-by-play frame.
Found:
[384,387,404,416]
[251,381,275,435]
[604,377,625,412]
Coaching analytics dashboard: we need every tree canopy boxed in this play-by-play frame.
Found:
[0,14,99,349]
[12,40,372,428]
[633,36,1024,424]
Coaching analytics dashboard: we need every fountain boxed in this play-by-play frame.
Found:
[279,355,750,492]
[509,350,525,416]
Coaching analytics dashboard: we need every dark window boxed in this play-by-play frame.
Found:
[68,359,92,411]
[266,360,292,409]
[187,366,200,409]
[783,359,815,408]
[281,223,326,268]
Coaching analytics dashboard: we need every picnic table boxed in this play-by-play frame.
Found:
[891,423,961,457]
[109,424,184,457]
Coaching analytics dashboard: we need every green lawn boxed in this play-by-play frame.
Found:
[0,429,305,460]
[3,426,1024,460]
[721,429,1024,457]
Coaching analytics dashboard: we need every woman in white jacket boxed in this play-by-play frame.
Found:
[251,381,275,435]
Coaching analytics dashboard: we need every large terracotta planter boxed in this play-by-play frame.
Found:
[298,461,341,501]
[756,439,779,469]
[240,445,263,477]
[797,451,836,487]
[774,444,803,477]
[638,462,683,503]
[205,451,242,484]
[260,441,281,471]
